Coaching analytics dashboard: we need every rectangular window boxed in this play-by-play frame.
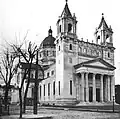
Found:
[70,80,72,95]
[48,83,50,96]
[59,81,60,95]
[47,72,50,77]
[40,85,41,99]
[53,81,55,95]
[51,70,54,75]
[44,84,45,96]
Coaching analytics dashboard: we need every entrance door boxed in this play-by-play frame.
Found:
[89,87,93,102]
[96,88,100,102]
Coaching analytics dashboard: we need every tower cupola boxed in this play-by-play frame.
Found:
[95,13,113,47]
[56,0,77,38]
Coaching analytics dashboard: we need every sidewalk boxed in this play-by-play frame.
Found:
[39,105,120,113]
[1,114,55,119]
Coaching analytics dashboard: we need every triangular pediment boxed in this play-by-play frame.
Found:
[87,61,108,68]
[74,58,116,70]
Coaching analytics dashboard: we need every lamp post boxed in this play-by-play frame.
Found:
[113,96,115,112]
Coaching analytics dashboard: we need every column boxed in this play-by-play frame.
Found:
[107,75,110,102]
[81,72,84,102]
[111,75,115,101]
[76,75,79,101]
[100,74,103,102]
[93,73,96,102]
[85,73,89,102]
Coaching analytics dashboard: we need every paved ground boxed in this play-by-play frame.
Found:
[1,107,120,119]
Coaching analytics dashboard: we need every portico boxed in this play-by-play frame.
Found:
[74,58,116,103]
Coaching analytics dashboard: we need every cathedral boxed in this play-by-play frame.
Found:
[27,1,116,105]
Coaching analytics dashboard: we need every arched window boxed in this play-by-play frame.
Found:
[59,25,61,33]
[108,52,110,58]
[68,23,72,32]
[69,44,72,50]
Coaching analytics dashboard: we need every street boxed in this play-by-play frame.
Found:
[1,106,120,119]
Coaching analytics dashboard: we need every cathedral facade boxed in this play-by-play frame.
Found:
[32,1,116,105]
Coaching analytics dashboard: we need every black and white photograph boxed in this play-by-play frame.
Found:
[0,0,120,118]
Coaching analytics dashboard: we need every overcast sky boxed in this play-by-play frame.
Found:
[0,0,120,84]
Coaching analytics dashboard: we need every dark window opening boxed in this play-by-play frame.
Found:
[44,85,45,96]
[59,81,60,95]
[69,44,72,50]
[47,50,49,56]
[31,74,34,78]
[40,86,41,99]
[51,70,54,75]
[47,72,50,77]
[59,46,60,51]
[108,52,110,57]
[68,23,72,32]
[53,81,55,95]
[48,83,50,96]
[53,51,56,56]
[59,25,61,33]
[97,35,100,39]
[70,80,72,95]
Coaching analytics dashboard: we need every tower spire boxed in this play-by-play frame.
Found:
[102,13,104,17]
[66,0,68,3]
[48,26,52,36]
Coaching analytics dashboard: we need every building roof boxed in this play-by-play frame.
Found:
[74,58,116,70]
[20,62,43,71]
[61,2,72,17]
[40,27,55,48]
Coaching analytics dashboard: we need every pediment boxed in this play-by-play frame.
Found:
[86,61,109,68]
[74,58,116,70]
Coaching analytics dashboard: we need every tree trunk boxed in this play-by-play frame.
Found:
[33,51,38,114]
[19,88,22,118]
[4,86,9,111]
[23,65,31,113]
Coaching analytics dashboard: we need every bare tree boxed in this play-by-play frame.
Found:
[0,48,19,111]
[12,41,38,116]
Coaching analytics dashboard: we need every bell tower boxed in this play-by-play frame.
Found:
[56,0,77,38]
[95,13,113,47]
[55,0,78,104]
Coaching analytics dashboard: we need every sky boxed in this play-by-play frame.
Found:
[0,0,120,84]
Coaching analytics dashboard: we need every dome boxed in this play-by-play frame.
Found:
[40,27,56,48]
